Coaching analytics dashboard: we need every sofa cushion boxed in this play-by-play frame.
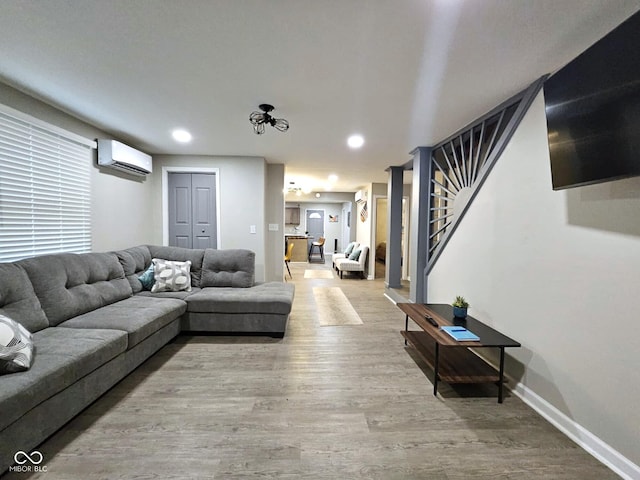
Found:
[0,314,34,374]
[57,296,186,348]
[113,245,152,293]
[201,249,255,288]
[135,287,201,300]
[0,263,49,333]
[186,282,294,315]
[0,327,127,432]
[17,252,132,326]
[147,245,204,288]
[151,259,192,293]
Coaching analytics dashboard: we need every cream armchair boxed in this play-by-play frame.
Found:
[334,245,369,279]
[332,241,359,269]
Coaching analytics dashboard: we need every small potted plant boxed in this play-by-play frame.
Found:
[452,295,469,318]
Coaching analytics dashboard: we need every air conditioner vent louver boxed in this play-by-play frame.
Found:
[97,139,152,176]
[109,161,149,176]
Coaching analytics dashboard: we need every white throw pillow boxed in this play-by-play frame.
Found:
[0,314,34,375]
[151,258,192,293]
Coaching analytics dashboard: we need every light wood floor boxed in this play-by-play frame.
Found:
[5,261,619,479]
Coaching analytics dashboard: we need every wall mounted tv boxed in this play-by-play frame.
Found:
[543,11,640,190]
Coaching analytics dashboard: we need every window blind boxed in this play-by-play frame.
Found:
[0,107,93,262]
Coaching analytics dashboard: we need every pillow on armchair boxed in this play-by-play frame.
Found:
[348,248,362,261]
[344,242,358,256]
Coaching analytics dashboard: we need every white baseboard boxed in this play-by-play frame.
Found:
[509,380,640,479]
[383,293,396,305]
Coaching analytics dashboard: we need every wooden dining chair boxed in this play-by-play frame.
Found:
[284,242,295,278]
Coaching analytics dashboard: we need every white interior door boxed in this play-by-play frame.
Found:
[306,209,324,241]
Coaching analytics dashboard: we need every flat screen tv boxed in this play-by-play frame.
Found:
[544,11,640,190]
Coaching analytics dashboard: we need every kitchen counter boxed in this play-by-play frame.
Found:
[284,234,312,239]
[285,235,313,262]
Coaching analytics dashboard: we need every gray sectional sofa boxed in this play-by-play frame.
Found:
[0,245,294,474]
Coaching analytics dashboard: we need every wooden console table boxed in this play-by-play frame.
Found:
[398,303,520,403]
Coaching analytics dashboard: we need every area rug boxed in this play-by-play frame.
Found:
[313,287,363,326]
[304,270,334,279]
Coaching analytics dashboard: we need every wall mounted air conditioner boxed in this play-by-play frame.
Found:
[97,139,152,176]
[354,189,367,203]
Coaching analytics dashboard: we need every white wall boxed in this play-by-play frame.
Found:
[91,167,156,251]
[355,187,373,277]
[0,82,155,252]
[354,183,388,279]
[428,92,640,472]
[151,155,267,282]
[341,201,354,248]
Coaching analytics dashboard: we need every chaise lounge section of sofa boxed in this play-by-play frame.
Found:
[0,245,294,474]
[116,245,294,336]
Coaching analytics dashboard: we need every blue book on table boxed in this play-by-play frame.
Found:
[440,326,480,341]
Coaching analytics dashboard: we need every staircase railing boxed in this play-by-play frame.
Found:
[426,76,546,273]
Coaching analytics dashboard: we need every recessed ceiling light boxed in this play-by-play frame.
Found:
[347,134,364,149]
[328,174,338,182]
[172,129,192,143]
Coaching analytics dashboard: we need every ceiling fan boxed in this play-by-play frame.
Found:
[249,104,289,135]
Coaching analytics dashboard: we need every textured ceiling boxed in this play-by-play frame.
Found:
[1,0,638,192]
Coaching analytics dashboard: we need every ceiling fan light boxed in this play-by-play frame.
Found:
[249,104,289,134]
[249,111,265,125]
[274,118,289,132]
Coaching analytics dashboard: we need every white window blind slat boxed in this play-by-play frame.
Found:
[0,108,92,262]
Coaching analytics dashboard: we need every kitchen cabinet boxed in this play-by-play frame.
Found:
[285,207,300,225]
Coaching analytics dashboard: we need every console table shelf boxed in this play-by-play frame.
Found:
[401,331,500,384]
[398,303,521,403]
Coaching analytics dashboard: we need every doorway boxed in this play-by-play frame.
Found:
[306,209,324,239]
[306,209,324,261]
[374,196,387,280]
[164,168,220,248]
[372,195,409,281]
